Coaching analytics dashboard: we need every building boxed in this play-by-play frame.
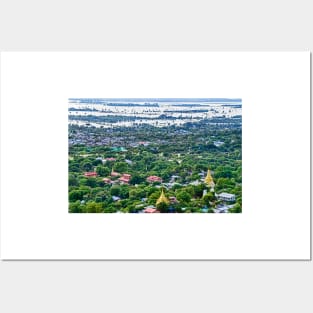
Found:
[119,173,131,184]
[214,205,229,213]
[103,178,112,184]
[138,141,149,146]
[111,147,127,152]
[143,205,160,213]
[143,207,160,213]
[169,175,180,183]
[217,192,236,202]
[105,157,116,162]
[111,171,121,177]
[204,168,215,189]
[169,196,178,204]
[190,180,201,186]
[213,141,224,147]
[146,175,163,183]
[156,189,169,206]
[84,172,97,177]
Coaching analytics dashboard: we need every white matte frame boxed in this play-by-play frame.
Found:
[0,52,310,260]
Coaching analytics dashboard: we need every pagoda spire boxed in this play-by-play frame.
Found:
[204,168,215,189]
[156,188,169,206]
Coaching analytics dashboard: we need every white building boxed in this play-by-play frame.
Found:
[217,192,236,202]
[213,141,224,147]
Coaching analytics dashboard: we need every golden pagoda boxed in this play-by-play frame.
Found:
[204,168,215,188]
[156,188,169,206]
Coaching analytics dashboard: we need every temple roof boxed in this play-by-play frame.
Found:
[156,189,169,205]
[204,168,215,186]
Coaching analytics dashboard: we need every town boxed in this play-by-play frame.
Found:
[68,99,242,213]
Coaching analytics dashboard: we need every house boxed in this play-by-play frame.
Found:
[118,173,131,184]
[169,175,180,183]
[217,192,236,202]
[169,196,178,204]
[111,171,121,177]
[143,205,159,213]
[214,141,224,147]
[190,180,201,186]
[138,141,149,146]
[146,175,162,183]
[103,178,112,184]
[214,205,229,213]
[112,196,121,201]
[111,147,127,152]
[84,172,97,177]
[105,157,116,162]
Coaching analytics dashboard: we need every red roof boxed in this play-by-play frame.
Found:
[122,174,131,179]
[105,157,116,161]
[84,172,97,177]
[147,175,162,182]
[119,177,130,183]
[111,171,120,177]
[143,208,159,213]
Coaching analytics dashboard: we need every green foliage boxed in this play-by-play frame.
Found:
[156,201,169,213]
[129,174,145,185]
[69,190,85,202]
[85,201,103,213]
[68,120,241,213]
[148,191,161,204]
[228,203,241,213]
[69,174,79,187]
[96,165,110,176]
[176,191,191,203]
[110,185,121,196]
[113,162,128,173]
[69,200,82,213]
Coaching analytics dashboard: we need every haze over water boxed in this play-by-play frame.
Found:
[68,98,242,128]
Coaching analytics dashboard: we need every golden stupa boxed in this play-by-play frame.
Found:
[156,188,169,206]
[204,168,215,187]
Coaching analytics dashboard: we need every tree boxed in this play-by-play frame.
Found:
[110,185,121,197]
[69,200,82,213]
[228,203,241,213]
[129,174,144,185]
[176,191,191,203]
[85,201,103,213]
[148,191,161,204]
[193,184,206,198]
[114,162,128,173]
[69,190,84,202]
[96,165,110,176]
[69,175,78,187]
[203,192,215,203]
[156,201,169,213]
[119,185,130,199]
[85,177,97,188]
[81,161,93,171]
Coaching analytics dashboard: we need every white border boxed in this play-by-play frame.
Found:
[0,52,310,259]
